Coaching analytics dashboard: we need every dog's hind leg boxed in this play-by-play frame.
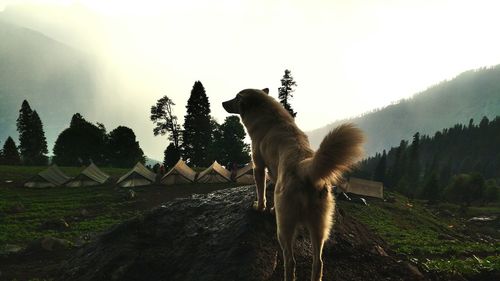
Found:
[308,225,326,281]
[277,215,298,281]
[274,196,298,281]
[307,190,334,281]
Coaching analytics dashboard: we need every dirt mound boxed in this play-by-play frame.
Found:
[55,185,427,281]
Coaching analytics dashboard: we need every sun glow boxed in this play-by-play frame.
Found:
[2,0,500,159]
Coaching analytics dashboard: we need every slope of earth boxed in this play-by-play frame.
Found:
[55,185,425,281]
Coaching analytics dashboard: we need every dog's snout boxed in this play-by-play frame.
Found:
[222,101,230,111]
[222,99,238,114]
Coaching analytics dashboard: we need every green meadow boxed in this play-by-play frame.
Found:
[339,192,500,277]
[0,165,498,278]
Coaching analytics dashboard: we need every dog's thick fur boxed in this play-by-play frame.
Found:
[223,88,364,281]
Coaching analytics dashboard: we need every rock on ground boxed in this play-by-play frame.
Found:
[57,185,427,281]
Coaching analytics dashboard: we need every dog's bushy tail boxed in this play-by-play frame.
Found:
[299,123,364,188]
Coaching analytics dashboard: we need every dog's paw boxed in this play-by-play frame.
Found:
[252,201,266,212]
[268,206,275,216]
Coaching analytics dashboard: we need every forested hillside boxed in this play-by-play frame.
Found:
[355,116,500,204]
[308,66,500,156]
[0,20,97,147]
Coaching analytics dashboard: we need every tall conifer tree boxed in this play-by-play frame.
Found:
[374,150,387,183]
[17,100,33,164]
[30,111,48,165]
[219,116,251,165]
[16,101,48,165]
[182,81,212,167]
[278,69,297,118]
[1,137,21,165]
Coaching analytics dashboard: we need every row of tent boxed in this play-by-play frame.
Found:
[24,160,256,188]
[23,160,384,199]
[24,163,110,188]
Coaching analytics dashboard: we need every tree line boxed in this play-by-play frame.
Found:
[0,100,145,167]
[52,113,145,168]
[151,70,298,168]
[1,69,298,169]
[354,116,500,205]
[151,81,250,168]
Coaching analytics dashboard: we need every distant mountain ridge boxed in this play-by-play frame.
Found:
[307,65,500,156]
[0,20,98,150]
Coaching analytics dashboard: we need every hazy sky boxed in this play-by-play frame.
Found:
[1,0,500,160]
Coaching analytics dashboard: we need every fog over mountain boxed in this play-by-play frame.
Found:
[0,20,98,151]
[0,5,167,160]
[307,66,500,156]
[0,3,265,161]
[2,2,500,161]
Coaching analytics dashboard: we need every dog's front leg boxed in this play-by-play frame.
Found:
[253,166,267,211]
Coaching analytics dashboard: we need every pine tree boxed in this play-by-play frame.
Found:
[374,150,387,184]
[182,81,212,167]
[16,100,33,164]
[219,116,251,166]
[388,140,408,189]
[468,118,474,129]
[407,132,421,196]
[30,111,48,165]
[1,137,21,165]
[16,101,48,165]
[206,118,223,164]
[479,116,489,129]
[278,69,297,118]
[150,95,182,149]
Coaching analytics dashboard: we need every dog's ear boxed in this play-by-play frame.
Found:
[262,88,269,95]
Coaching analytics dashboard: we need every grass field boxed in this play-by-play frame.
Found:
[1,165,499,280]
[338,192,500,277]
[0,165,241,249]
[0,185,138,246]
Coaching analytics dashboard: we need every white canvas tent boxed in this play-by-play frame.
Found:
[196,161,231,183]
[65,163,110,187]
[117,162,156,187]
[344,177,384,199]
[234,163,275,185]
[235,163,254,184]
[161,159,197,185]
[24,165,71,188]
